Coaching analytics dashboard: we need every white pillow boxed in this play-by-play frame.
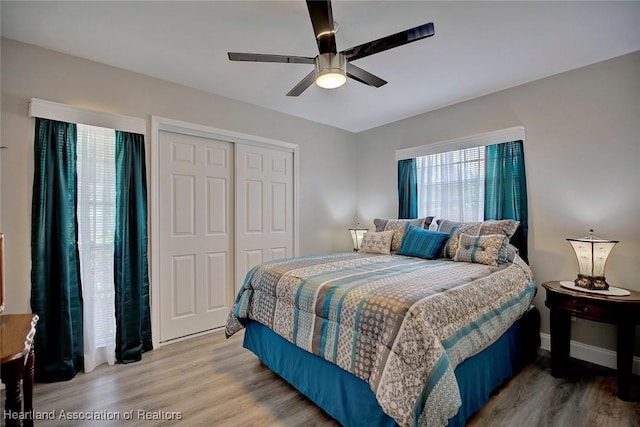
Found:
[359,230,394,254]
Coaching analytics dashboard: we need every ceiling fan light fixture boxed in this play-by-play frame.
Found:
[315,53,346,89]
[228,1,435,96]
[316,71,346,89]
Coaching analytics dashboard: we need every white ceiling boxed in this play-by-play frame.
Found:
[2,1,640,133]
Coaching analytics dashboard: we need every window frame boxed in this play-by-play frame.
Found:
[395,126,525,161]
[29,98,145,134]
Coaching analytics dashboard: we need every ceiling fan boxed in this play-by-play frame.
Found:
[228,0,435,96]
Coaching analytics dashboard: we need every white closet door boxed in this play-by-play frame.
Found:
[158,131,234,342]
[235,144,294,293]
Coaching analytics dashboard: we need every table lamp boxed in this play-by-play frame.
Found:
[348,224,369,252]
[567,229,618,290]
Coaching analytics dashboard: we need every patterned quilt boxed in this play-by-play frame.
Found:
[225,253,536,427]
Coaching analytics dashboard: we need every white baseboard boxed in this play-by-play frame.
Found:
[540,333,640,375]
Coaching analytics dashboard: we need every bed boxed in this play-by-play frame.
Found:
[225,220,540,427]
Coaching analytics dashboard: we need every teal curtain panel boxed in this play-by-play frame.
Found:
[114,131,153,363]
[484,140,529,262]
[30,118,84,382]
[397,158,418,219]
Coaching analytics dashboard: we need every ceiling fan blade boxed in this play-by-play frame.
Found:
[228,52,315,64]
[346,63,387,88]
[286,70,317,97]
[341,22,435,62]
[306,0,337,54]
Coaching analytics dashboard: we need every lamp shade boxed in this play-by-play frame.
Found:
[567,229,618,290]
[348,225,369,252]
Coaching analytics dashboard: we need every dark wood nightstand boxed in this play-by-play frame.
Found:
[542,281,640,401]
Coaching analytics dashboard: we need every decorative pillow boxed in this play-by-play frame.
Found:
[374,216,434,232]
[453,233,509,266]
[373,218,390,232]
[397,226,449,260]
[359,230,394,254]
[383,220,410,252]
[506,243,519,263]
[439,221,481,259]
[374,217,435,252]
[437,219,473,234]
[439,219,520,261]
[422,216,435,229]
[477,219,519,237]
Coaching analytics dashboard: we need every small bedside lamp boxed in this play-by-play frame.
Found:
[567,229,618,290]
[348,224,369,252]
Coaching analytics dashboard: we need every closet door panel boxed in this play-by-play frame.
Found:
[235,144,294,293]
[158,131,234,342]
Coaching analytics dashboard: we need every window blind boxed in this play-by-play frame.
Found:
[77,124,116,371]
[416,146,485,223]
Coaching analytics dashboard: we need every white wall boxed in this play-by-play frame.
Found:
[356,51,640,355]
[0,38,358,314]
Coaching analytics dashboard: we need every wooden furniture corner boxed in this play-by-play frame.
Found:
[1,313,39,427]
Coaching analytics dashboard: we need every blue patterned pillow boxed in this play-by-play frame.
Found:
[453,233,509,266]
[397,225,449,260]
[438,219,519,261]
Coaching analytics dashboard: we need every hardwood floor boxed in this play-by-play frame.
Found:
[466,352,640,427]
[2,329,639,426]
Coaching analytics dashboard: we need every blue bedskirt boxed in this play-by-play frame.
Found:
[242,306,540,426]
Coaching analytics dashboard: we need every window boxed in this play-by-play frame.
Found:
[396,127,528,261]
[77,124,117,372]
[397,126,526,225]
[30,99,150,380]
[416,146,485,223]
